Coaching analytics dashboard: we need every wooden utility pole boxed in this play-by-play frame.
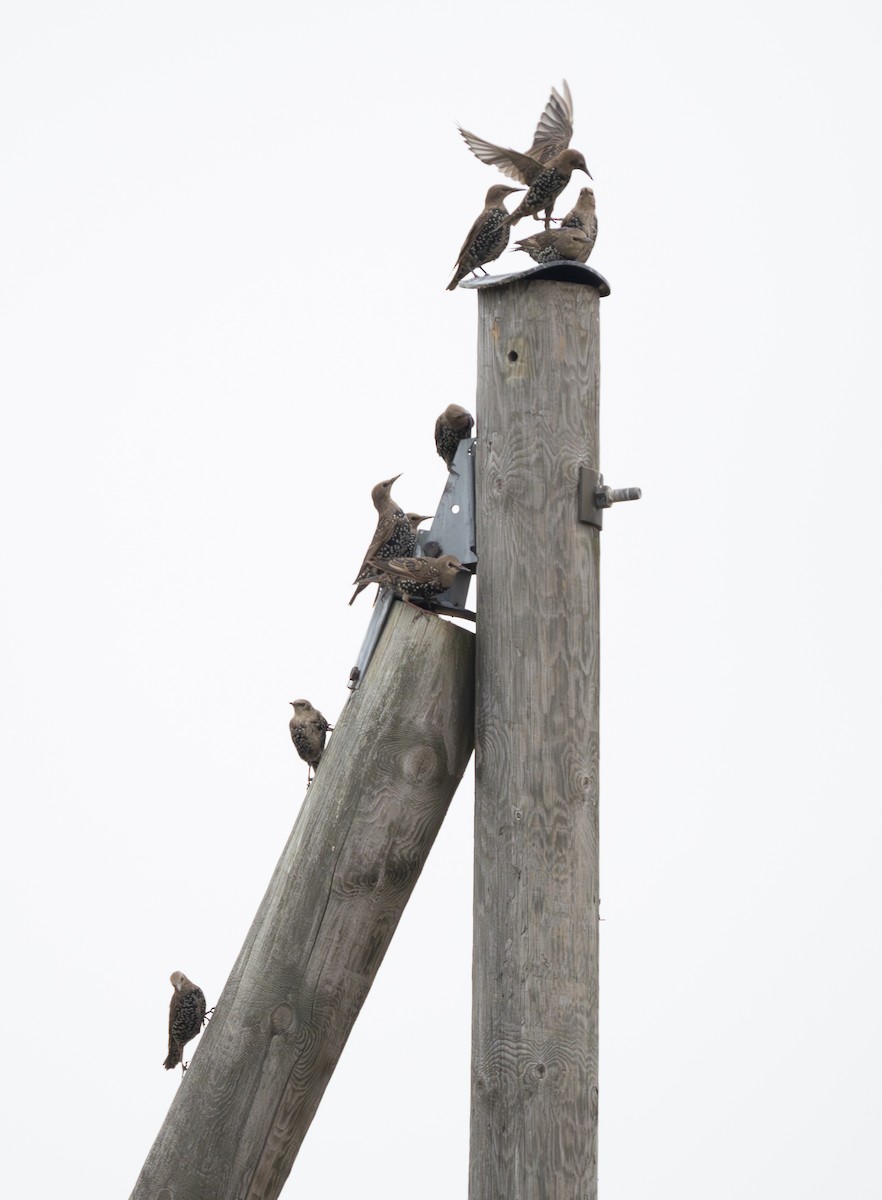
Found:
[130,603,474,1200]
[470,275,602,1200]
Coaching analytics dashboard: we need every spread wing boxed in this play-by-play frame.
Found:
[527,81,573,163]
[458,128,544,185]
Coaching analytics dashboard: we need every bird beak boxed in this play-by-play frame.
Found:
[585,168,593,179]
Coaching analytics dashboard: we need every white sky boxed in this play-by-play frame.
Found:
[2,2,880,1196]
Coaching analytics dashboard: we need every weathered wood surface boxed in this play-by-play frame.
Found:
[130,602,475,1200]
[471,279,601,1200]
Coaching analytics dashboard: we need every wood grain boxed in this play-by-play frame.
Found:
[130,603,475,1200]
[471,279,601,1200]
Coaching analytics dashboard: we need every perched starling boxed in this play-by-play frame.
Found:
[560,186,598,242]
[435,404,475,469]
[289,699,332,784]
[447,184,523,290]
[365,554,468,614]
[514,227,594,265]
[406,512,434,531]
[459,82,591,228]
[164,971,207,1073]
[349,475,419,605]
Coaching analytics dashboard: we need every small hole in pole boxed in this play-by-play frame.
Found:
[508,350,518,362]
[451,504,460,514]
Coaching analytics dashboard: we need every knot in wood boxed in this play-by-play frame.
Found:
[340,866,381,895]
[270,1003,294,1034]
[523,1057,560,1096]
[400,743,439,785]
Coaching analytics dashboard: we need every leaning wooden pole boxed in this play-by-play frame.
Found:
[471,277,601,1200]
[130,603,475,1200]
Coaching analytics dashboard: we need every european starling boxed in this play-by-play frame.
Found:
[406,512,434,531]
[447,184,523,290]
[365,554,468,614]
[349,475,419,605]
[514,227,594,265]
[164,971,207,1073]
[459,81,592,228]
[560,186,598,242]
[434,404,475,470]
[289,699,332,784]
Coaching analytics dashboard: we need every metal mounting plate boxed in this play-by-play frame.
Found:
[578,467,604,529]
[348,437,477,689]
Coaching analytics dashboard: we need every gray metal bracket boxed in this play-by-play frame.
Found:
[578,467,642,530]
[348,437,477,690]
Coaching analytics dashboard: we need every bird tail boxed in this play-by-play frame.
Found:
[163,1046,181,1070]
[446,275,461,291]
[349,583,365,606]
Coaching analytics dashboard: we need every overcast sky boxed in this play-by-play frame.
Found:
[2,2,880,1197]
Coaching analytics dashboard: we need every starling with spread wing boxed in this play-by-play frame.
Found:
[514,226,594,264]
[289,699,332,784]
[458,81,591,228]
[447,184,523,289]
[164,971,208,1073]
[349,475,418,605]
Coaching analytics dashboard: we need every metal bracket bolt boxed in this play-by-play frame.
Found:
[578,467,642,529]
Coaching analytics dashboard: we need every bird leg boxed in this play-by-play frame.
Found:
[543,207,553,229]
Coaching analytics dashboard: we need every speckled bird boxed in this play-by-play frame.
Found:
[289,699,332,784]
[164,971,208,1073]
[366,554,468,613]
[459,81,591,228]
[349,475,418,605]
[447,184,523,290]
[560,186,598,241]
[514,227,594,264]
[435,404,475,470]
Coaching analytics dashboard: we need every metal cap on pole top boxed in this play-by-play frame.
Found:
[460,259,611,295]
